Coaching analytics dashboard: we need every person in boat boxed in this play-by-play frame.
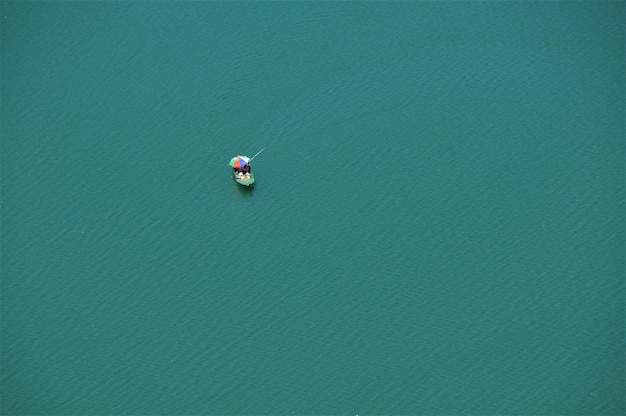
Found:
[233,164,251,175]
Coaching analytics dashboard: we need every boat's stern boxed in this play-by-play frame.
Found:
[234,172,255,186]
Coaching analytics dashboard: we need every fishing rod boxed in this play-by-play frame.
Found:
[248,148,265,163]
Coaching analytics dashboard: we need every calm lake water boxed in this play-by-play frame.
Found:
[1,2,624,415]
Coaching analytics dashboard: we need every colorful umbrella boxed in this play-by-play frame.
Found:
[229,155,250,168]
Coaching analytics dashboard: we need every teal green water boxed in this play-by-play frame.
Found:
[1,2,624,415]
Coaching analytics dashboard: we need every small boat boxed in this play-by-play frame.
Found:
[229,149,264,187]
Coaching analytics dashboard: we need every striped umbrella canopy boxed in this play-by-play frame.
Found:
[229,155,250,168]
